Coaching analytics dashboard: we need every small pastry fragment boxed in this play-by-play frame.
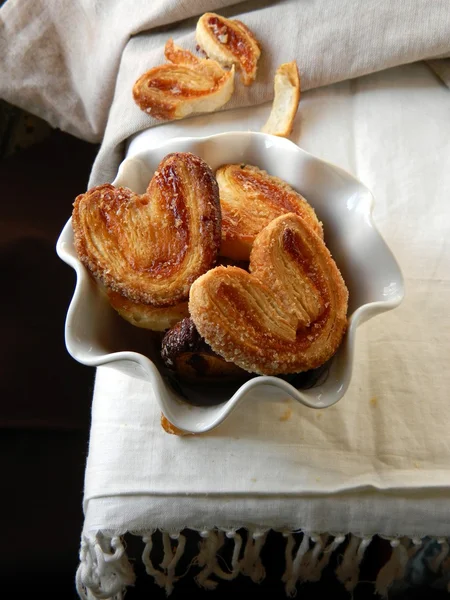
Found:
[161,317,247,383]
[196,12,261,85]
[216,164,322,260]
[72,152,221,307]
[189,213,348,375]
[133,39,235,120]
[161,414,189,436]
[261,61,300,137]
[107,290,189,332]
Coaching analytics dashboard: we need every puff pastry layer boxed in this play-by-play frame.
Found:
[107,290,189,332]
[196,13,261,85]
[133,39,235,120]
[217,164,323,260]
[72,152,221,307]
[189,213,348,375]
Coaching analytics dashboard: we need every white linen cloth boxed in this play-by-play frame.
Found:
[85,59,450,519]
[2,0,450,596]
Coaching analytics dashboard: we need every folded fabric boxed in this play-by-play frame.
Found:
[1,0,450,185]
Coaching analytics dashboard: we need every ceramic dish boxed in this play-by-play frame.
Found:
[56,132,404,433]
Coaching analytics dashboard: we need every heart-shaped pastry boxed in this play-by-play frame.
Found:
[189,213,348,375]
[216,164,323,260]
[72,152,221,307]
[196,13,261,85]
[133,39,235,120]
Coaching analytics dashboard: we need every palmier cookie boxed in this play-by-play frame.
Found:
[189,213,348,375]
[217,164,322,260]
[161,317,247,383]
[196,13,261,85]
[72,152,221,308]
[133,39,235,120]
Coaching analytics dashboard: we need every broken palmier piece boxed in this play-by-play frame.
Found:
[261,61,300,138]
[160,414,190,436]
[189,213,348,375]
[107,290,189,332]
[72,152,221,307]
[133,38,235,120]
[216,163,323,260]
[196,12,261,85]
[161,317,247,383]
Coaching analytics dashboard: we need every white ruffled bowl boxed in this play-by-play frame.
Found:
[56,132,404,433]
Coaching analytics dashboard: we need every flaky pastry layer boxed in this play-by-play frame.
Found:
[189,213,348,375]
[216,164,323,260]
[72,152,221,306]
[107,290,189,332]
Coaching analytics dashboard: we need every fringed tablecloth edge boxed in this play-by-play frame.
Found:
[75,528,450,599]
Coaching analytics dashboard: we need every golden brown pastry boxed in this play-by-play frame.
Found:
[261,61,301,138]
[189,213,348,375]
[107,290,189,332]
[161,317,247,383]
[216,164,323,260]
[133,39,235,120]
[72,152,221,307]
[196,13,261,85]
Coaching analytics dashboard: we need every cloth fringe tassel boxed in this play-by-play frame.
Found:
[76,531,450,599]
[375,536,423,597]
[76,533,135,600]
